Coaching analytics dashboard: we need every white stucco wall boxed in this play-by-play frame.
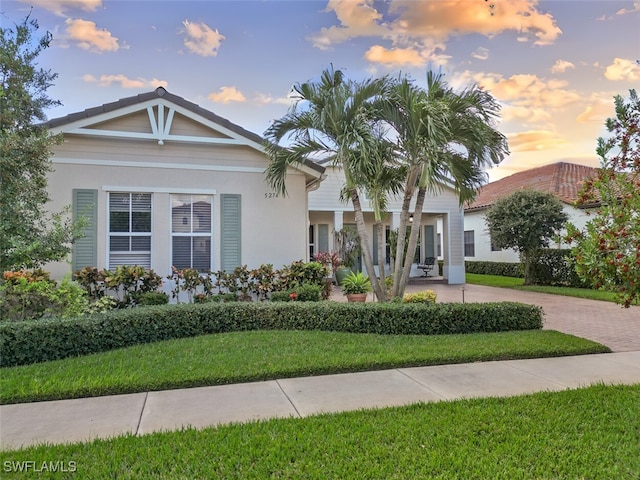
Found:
[44,132,312,279]
[464,204,593,263]
[308,165,466,284]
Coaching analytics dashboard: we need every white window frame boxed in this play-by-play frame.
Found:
[107,192,153,269]
[170,194,214,272]
[464,230,475,258]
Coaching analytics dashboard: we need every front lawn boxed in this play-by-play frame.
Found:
[1,329,608,405]
[2,384,638,478]
[465,273,622,302]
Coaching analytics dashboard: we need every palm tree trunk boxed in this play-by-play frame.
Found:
[350,189,385,300]
[398,185,427,297]
[375,219,387,300]
[391,168,419,297]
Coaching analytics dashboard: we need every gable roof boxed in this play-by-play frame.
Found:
[45,87,324,177]
[465,162,597,212]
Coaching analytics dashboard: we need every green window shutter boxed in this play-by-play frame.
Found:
[424,225,435,259]
[220,194,241,271]
[372,224,378,264]
[318,224,329,253]
[72,189,98,272]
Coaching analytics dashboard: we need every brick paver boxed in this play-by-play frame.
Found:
[331,282,640,352]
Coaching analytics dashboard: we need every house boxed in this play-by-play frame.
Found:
[43,87,325,279]
[308,164,466,284]
[463,162,598,263]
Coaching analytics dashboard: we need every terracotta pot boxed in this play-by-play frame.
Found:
[346,293,367,302]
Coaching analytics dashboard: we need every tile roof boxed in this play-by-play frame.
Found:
[465,162,598,211]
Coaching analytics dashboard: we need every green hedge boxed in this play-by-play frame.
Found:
[527,249,587,288]
[465,261,524,278]
[0,302,543,367]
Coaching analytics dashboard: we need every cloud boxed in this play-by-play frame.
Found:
[83,74,167,89]
[506,130,566,152]
[576,94,616,123]
[253,93,290,106]
[308,0,562,67]
[307,0,387,50]
[604,57,640,81]
[471,47,489,61]
[65,18,120,52]
[20,0,101,16]
[364,45,425,66]
[551,59,575,74]
[616,1,640,15]
[457,71,581,126]
[208,86,246,104]
[387,0,562,45]
[182,20,225,57]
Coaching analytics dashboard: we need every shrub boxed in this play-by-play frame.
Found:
[403,290,437,304]
[527,249,587,288]
[269,284,322,302]
[270,291,292,302]
[0,301,543,367]
[294,284,323,302]
[0,272,88,321]
[465,261,524,278]
[75,265,163,308]
[136,291,169,306]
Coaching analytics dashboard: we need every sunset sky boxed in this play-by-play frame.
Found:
[3,0,639,180]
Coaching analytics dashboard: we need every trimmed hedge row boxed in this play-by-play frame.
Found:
[0,301,543,367]
[465,261,524,278]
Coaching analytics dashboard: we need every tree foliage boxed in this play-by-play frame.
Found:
[264,67,507,301]
[485,189,568,285]
[0,13,83,271]
[566,90,640,307]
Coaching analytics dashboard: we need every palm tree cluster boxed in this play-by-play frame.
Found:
[264,67,508,301]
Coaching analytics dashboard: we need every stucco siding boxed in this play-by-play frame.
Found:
[53,136,268,169]
[46,160,307,279]
[464,204,592,263]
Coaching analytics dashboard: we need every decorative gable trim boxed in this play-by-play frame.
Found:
[46,87,325,179]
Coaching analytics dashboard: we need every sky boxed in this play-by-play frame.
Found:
[2,0,639,181]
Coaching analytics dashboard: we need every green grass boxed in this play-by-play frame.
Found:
[465,273,525,288]
[2,384,639,478]
[466,273,622,302]
[0,329,608,405]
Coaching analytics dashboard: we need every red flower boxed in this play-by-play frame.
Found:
[289,292,298,301]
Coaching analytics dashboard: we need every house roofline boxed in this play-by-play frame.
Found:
[45,87,325,179]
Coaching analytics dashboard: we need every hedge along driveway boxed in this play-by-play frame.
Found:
[0,302,543,367]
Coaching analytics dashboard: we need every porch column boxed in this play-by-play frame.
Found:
[391,212,400,230]
[332,211,344,252]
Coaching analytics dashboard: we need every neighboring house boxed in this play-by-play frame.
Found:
[44,87,325,279]
[308,164,467,284]
[463,162,597,263]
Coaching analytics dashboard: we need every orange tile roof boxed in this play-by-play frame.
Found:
[466,162,598,211]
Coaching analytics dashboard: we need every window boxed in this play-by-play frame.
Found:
[437,233,441,257]
[309,224,315,259]
[464,230,475,257]
[109,192,152,268]
[172,194,212,271]
[490,234,502,252]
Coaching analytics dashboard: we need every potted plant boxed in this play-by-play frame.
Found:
[341,271,372,302]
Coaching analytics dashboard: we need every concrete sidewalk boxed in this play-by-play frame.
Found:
[2,351,639,450]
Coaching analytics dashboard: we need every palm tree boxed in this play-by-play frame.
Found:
[263,67,392,300]
[385,71,508,298]
[342,135,405,301]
